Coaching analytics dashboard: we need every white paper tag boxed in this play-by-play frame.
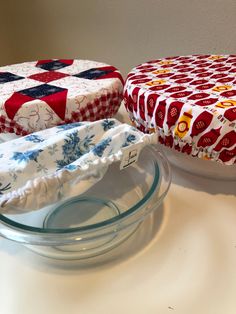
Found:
[120,144,141,170]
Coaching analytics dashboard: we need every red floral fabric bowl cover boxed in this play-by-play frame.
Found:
[0,59,124,135]
[124,55,236,165]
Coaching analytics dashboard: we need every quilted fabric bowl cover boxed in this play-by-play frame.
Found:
[124,54,236,165]
[0,59,124,135]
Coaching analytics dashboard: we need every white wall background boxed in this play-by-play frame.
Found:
[0,0,236,76]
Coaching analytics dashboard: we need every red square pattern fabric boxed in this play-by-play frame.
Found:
[0,59,124,135]
[124,55,236,165]
[28,71,69,83]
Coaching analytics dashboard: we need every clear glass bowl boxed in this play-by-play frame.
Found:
[0,145,171,260]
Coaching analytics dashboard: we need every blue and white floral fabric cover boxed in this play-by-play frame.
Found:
[0,119,157,213]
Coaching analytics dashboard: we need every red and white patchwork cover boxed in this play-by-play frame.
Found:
[0,59,124,135]
[124,55,236,165]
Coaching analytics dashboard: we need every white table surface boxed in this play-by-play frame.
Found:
[0,105,236,314]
